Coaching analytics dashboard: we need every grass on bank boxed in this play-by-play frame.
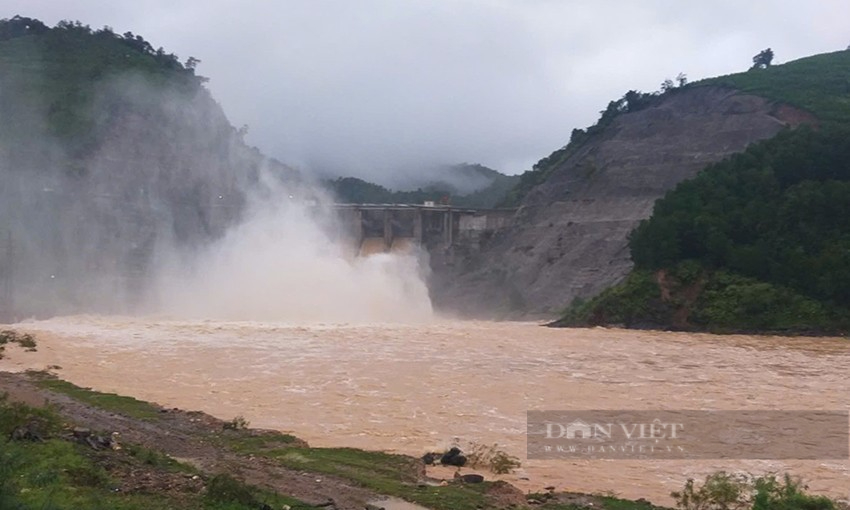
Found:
[218,432,671,510]
[31,372,163,420]
[216,432,491,510]
[0,392,315,510]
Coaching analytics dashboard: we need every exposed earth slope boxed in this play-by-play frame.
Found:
[431,85,815,317]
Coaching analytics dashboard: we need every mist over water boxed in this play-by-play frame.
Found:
[151,180,434,323]
[0,65,434,324]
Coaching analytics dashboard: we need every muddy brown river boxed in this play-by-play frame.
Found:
[2,316,849,503]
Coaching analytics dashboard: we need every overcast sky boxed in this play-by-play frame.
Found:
[5,1,849,184]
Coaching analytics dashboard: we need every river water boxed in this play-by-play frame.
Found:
[2,316,848,503]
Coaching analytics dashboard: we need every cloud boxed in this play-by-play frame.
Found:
[5,0,850,182]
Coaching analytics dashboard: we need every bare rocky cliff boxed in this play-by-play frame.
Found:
[430,86,816,318]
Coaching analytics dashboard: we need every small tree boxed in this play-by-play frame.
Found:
[676,72,688,87]
[751,48,774,70]
[184,56,201,70]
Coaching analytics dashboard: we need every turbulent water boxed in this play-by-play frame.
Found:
[2,316,849,503]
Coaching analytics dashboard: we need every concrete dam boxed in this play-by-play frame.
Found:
[331,204,517,257]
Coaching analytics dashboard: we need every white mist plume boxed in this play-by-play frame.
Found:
[152,177,434,323]
[1,59,433,323]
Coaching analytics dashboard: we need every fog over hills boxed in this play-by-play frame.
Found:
[0,18,430,321]
[5,1,848,182]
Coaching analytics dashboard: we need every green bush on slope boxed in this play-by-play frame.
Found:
[558,125,850,334]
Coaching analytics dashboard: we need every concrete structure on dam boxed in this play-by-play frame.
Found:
[331,204,517,256]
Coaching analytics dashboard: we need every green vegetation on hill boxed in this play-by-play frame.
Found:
[701,49,850,124]
[556,126,850,334]
[504,50,850,209]
[0,15,208,157]
[326,176,453,204]
[0,14,298,185]
[458,170,521,207]
[327,164,519,208]
[553,50,850,334]
[1,15,303,317]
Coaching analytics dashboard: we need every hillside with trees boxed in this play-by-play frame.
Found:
[0,16,299,318]
[327,163,519,208]
[554,51,850,334]
[431,62,810,317]
[555,127,850,333]
[0,16,211,156]
[499,74,689,208]
[702,49,850,124]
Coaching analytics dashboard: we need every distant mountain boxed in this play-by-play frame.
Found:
[324,177,450,205]
[416,163,510,195]
[325,163,518,208]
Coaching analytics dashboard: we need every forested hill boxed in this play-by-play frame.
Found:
[326,164,519,208]
[554,51,850,334]
[701,50,850,124]
[1,16,205,151]
[0,16,297,317]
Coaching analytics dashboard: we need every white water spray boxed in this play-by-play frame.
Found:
[152,181,434,323]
